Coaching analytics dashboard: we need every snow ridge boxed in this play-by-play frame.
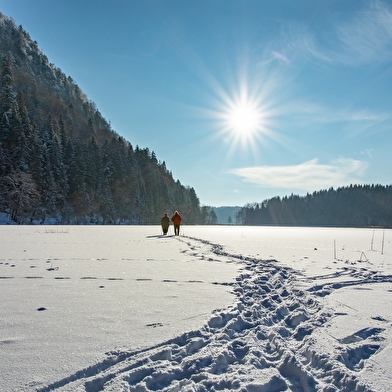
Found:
[38,235,385,391]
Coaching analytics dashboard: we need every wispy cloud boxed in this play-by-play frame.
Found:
[230,158,368,191]
[360,149,374,158]
[286,101,391,128]
[289,0,392,66]
[336,1,392,65]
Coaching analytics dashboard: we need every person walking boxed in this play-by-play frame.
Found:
[161,213,170,235]
[171,211,182,236]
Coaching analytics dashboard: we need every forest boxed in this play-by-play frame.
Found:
[0,13,203,224]
[235,184,392,227]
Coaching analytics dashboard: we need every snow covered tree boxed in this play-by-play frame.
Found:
[1,170,39,223]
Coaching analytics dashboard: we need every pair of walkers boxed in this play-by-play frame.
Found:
[161,211,182,235]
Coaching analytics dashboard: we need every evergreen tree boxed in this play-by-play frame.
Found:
[0,52,20,168]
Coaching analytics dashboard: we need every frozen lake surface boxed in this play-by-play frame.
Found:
[0,225,391,391]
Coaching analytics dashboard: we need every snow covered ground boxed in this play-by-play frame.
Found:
[0,225,391,391]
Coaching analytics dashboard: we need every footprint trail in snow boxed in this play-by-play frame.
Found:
[39,235,387,392]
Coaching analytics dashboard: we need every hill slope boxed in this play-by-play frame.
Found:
[0,13,201,224]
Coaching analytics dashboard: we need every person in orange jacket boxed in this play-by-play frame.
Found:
[171,211,182,236]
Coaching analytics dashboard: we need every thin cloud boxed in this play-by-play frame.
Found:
[287,102,391,127]
[230,158,368,190]
[289,0,392,66]
[336,1,392,65]
[360,149,374,159]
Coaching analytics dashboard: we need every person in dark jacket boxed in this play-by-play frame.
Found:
[161,213,170,235]
[171,211,182,235]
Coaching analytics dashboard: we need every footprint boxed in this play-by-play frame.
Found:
[371,316,388,322]
[146,322,164,328]
[46,266,59,271]
[339,344,380,370]
[340,327,385,344]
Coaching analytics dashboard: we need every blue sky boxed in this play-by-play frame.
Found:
[1,0,391,207]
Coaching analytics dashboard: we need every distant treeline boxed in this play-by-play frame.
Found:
[0,13,201,224]
[235,185,392,227]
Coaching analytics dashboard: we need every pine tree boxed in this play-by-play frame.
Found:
[0,52,20,167]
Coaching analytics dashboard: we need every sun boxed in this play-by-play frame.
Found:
[200,71,276,155]
[227,101,261,138]
[219,93,267,148]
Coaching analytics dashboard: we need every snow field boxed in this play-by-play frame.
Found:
[0,226,238,391]
[1,225,391,391]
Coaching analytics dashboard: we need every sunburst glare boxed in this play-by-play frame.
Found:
[184,53,283,160]
[224,97,264,142]
[212,79,275,158]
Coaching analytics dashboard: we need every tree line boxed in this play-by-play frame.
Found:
[0,13,201,224]
[235,184,392,227]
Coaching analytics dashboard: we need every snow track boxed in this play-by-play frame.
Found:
[38,235,387,392]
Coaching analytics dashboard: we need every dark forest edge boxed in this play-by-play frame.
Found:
[1,13,391,227]
[235,184,392,228]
